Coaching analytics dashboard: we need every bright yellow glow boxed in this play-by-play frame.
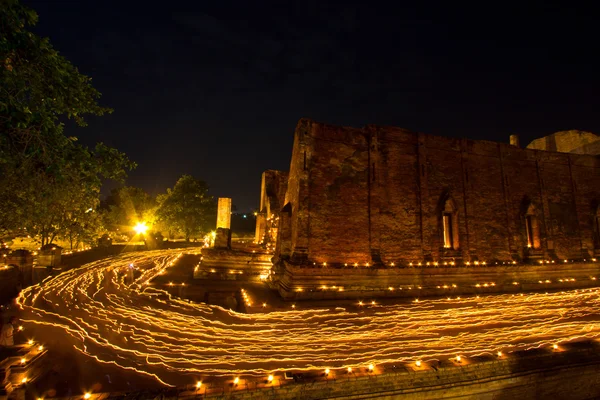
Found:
[415,360,422,367]
[21,377,27,384]
[553,344,559,350]
[196,381,202,389]
[347,367,352,373]
[233,377,240,384]
[134,222,148,235]
[325,368,330,375]
[368,363,374,371]
[27,339,33,345]
[456,355,462,362]
[267,374,273,382]
[84,393,91,399]
[38,345,43,351]
[20,358,25,364]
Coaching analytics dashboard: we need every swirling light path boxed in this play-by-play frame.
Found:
[17,249,600,387]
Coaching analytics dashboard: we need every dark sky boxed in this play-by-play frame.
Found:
[24,0,599,211]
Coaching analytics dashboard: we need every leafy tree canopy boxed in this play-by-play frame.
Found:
[101,186,157,236]
[156,175,216,242]
[0,0,135,244]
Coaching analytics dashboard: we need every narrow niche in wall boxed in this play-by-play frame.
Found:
[441,195,459,250]
[524,202,541,249]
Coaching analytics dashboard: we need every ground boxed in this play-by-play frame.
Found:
[14,248,600,398]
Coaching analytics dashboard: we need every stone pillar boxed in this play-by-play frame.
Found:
[216,198,232,229]
[510,134,520,147]
[38,245,62,267]
[6,250,34,288]
[255,212,266,243]
[214,227,232,249]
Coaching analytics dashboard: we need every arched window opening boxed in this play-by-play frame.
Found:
[524,203,541,249]
[595,205,600,247]
[443,212,453,249]
[525,215,534,248]
[441,196,459,251]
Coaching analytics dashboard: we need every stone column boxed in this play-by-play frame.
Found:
[255,212,267,243]
[215,198,232,249]
[216,198,232,229]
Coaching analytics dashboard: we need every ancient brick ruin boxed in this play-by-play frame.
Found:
[261,119,600,299]
[254,170,288,250]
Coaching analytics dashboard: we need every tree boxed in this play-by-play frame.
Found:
[101,186,157,236]
[0,0,135,241]
[156,175,216,242]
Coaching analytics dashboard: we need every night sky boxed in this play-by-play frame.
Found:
[24,1,599,211]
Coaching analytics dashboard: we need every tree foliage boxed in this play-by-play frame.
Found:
[101,186,157,236]
[156,175,216,241]
[0,0,135,245]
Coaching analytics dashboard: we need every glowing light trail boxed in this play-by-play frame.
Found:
[16,250,600,387]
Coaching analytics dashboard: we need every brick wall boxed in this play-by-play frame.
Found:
[275,119,600,266]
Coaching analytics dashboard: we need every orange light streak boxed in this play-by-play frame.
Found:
[15,249,600,387]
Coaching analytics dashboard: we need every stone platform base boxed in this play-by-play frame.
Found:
[277,261,600,300]
[196,248,273,281]
[0,342,47,399]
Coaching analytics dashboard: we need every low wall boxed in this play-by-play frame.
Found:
[278,261,600,300]
[203,344,600,399]
[95,341,600,400]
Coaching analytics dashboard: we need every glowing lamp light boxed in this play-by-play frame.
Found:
[84,393,91,400]
[325,368,330,375]
[196,381,202,389]
[267,374,274,382]
[18,325,23,331]
[553,344,559,350]
[497,351,503,357]
[415,360,422,367]
[21,377,27,384]
[368,363,374,371]
[38,345,43,351]
[20,358,26,364]
[28,340,33,345]
[347,367,352,373]
[133,222,148,235]
[233,377,240,385]
[456,355,462,362]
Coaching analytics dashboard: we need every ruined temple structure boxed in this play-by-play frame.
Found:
[527,130,600,155]
[254,170,288,249]
[262,119,600,299]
